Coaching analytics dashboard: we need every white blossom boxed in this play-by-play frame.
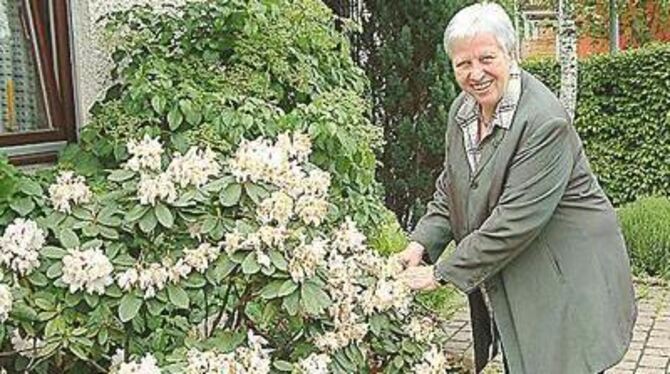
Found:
[411,345,450,374]
[137,172,177,206]
[331,217,366,254]
[301,169,331,197]
[257,192,294,225]
[223,230,245,255]
[295,196,329,227]
[125,135,163,172]
[48,171,93,213]
[404,316,436,343]
[182,243,220,273]
[0,218,46,275]
[11,330,45,358]
[0,284,12,322]
[167,147,220,188]
[297,353,331,374]
[184,330,271,374]
[61,247,114,295]
[114,353,161,374]
[288,239,328,283]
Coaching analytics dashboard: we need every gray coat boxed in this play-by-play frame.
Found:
[411,71,637,374]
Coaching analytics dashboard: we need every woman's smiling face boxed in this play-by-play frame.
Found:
[451,33,511,113]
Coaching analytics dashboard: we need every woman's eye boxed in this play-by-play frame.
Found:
[482,56,494,63]
[457,61,471,68]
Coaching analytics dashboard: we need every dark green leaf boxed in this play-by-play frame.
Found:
[219,183,242,207]
[10,197,35,216]
[118,293,143,322]
[167,284,189,309]
[155,203,174,228]
[58,228,80,249]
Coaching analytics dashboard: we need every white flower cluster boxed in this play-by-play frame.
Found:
[113,354,161,374]
[183,331,271,374]
[229,132,330,227]
[48,171,93,213]
[137,173,177,206]
[126,136,221,206]
[117,243,220,298]
[411,345,450,374]
[61,246,114,295]
[0,218,46,275]
[309,219,414,353]
[404,316,437,343]
[296,353,331,374]
[0,284,12,323]
[288,238,328,283]
[167,147,220,188]
[125,135,164,172]
[11,330,45,358]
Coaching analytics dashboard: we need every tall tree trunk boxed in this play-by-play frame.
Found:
[609,0,620,53]
[558,0,578,120]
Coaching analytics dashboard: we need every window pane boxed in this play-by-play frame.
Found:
[0,0,49,134]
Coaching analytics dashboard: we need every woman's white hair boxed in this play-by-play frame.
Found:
[443,3,518,61]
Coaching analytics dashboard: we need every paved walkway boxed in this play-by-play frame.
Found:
[442,283,670,373]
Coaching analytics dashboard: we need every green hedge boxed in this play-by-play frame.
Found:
[524,43,670,206]
[617,196,670,279]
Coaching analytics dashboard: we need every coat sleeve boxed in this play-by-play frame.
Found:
[436,118,574,293]
[410,162,454,264]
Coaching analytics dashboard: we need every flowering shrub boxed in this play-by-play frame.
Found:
[0,133,458,372]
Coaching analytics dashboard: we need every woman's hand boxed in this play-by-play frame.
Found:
[399,265,439,291]
[393,241,425,268]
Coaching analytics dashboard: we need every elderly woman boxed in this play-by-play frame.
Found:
[397,3,636,374]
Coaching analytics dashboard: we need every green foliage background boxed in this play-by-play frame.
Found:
[356,0,476,229]
[617,196,670,279]
[524,43,670,206]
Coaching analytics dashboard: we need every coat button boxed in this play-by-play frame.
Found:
[470,180,478,189]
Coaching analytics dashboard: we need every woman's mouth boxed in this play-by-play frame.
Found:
[472,80,493,93]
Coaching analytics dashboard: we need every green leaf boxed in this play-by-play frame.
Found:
[277,279,298,297]
[82,223,100,237]
[18,178,42,196]
[11,303,38,322]
[151,95,166,114]
[155,203,174,228]
[118,293,143,322]
[182,273,206,288]
[241,251,260,275]
[260,279,285,299]
[27,271,48,287]
[84,293,99,308]
[282,290,300,316]
[180,99,202,126]
[125,205,150,222]
[105,284,123,298]
[9,197,35,216]
[219,183,242,207]
[167,285,189,309]
[268,250,288,271]
[46,261,63,279]
[273,361,294,372]
[98,328,109,345]
[42,246,68,259]
[108,169,135,183]
[244,183,269,205]
[99,226,119,240]
[206,255,236,284]
[65,292,82,307]
[146,299,165,316]
[58,228,80,249]
[168,106,184,131]
[72,207,94,221]
[81,239,103,250]
[300,281,331,315]
[139,209,158,234]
